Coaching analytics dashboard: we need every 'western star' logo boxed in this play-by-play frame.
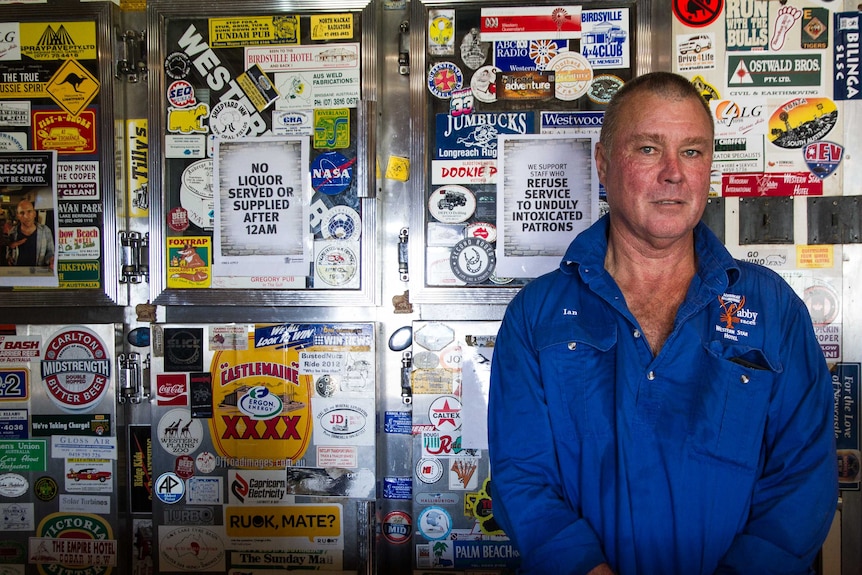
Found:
[718,294,745,329]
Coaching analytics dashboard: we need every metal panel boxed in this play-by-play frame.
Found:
[808,196,862,245]
[738,196,795,245]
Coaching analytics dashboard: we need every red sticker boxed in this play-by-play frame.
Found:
[673,0,723,28]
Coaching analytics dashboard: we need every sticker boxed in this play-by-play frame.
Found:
[382,511,412,544]
[435,111,534,160]
[314,241,359,287]
[20,22,97,60]
[429,185,476,224]
[417,506,452,541]
[722,172,823,197]
[34,476,58,502]
[450,237,496,283]
[432,159,498,185]
[479,6,583,41]
[493,39,567,72]
[0,132,25,151]
[449,457,479,489]
[237,64,279,112]
[711,97,768,137]
[167,103,209,134]
[56,160,98,201]
[33,109,96,154]
[382,476,412,500]
[57,226,99,259]
[770,5,803,51]
[413,351,440,369]
[416,457,444,484]
[196,451,216,474]
[158,526,223,570]
[466,222,497,243]
[460,28,489,70]
[167,206,189,232]
[189,372,213,419]
[727,54,823,96]
[726,2,768,51]
[428,10,455,56]
[249,42,360,74]
[180,159,213,230]
[548,51,593,101]
[0,473,27,498]
[310,14,353,40]
[768,97,837,149]
[164,51,191,80]
[157,408,203,456]
[383,411,412,434]
[155,472,185,505]
[311,151,354,195]
[470,65,499,103]
[673,0,723,28]
[414,322,455,351]
[31,512,115,571]
[209,99,252,140]
[428,395,462,432]
[165,134,206,158]
[41,327,110,412]
[804,141,843,179]
[167,80,195,108]
[174,455,194,480]
[272,110,313,136]
[0,101,30,127]
[163,328,204,372]
[210,16,299,48]
[321,205,361,241]
[692,74,720,103]
[497,71,554,101]
[314,399,372,444]
[313,108,350,149]
[167,237,211,288]
[449,88,474,116]
[45,59,99,117]
[834,12,861,101]
[427,62,463,99]
[588,74,624,105]
[0,369,27,400]
[801,8,829,50]
[581,8,629,69]
[0,23,21,61]
[385,155,410,182]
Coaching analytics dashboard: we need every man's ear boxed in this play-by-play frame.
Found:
[594,142,608,186]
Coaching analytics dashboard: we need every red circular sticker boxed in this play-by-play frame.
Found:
[41,326,111,412]
[673,0,723,28]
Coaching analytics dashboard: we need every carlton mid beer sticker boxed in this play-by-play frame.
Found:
[40,327,110,412]
[210,333,312,469]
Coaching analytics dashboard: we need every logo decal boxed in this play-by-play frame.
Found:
[41,327,110,412]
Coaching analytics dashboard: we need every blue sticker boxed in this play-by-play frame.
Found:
[427,61,463,99]
[311,151,355,195]
[417,505,452,541]
[383,476,413,500]
[494,39,568,71]
[435,112,535,160]
[804,141,843,179]
[155,471,185,504]
[384,410,412,434]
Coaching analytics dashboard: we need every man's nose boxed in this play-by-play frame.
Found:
[660,153,684,183]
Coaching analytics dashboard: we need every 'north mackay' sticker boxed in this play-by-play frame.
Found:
[41,326,111,412]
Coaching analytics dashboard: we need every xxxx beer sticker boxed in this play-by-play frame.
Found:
[40,326,110,412]
[209,334,313,469]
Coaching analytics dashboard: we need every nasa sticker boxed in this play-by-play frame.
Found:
[41,326,111,412]
[311,151,355,195]
[450,237,496,284]
[429,185,476,224]
[167,80,195,108]
[427,61,463,99]
[209,99,252,140]
[322,205,362,241]
[549,51,594,101]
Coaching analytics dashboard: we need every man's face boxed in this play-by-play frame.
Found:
[16,202,36,226]
[595,92,713,249]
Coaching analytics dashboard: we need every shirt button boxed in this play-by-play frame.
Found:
[740,374,750,384]
[568,342,577,350]
[647,371,655,380]
[633,329,641,338]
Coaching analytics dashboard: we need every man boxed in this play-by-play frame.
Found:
[488,72,837,575]
[5,198,54,268]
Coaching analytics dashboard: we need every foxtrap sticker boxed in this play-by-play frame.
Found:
[41,326,110,412]
[549,51,593,101]
[429,185,476,224]
[450,237,496,283]
[427,62,463,99]
[157,408,203,456]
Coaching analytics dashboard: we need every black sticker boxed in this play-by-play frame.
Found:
[164,328,204,372]
[190,372,213,419]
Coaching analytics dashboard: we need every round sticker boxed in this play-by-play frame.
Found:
[33,476,58,502]
[768,97,837,149]
[0,474,28,498]
[429,14,454,47]
[429,185,476,224]
[549,52,594,101]
[470,65,499,103]
[311,151,354,195]
[167,206,190,232]
[673,0,724,28]
[428,395,462,432]
[180,159,213,229]
[460,28,489,70]
[315,374,338,397]
[417,505,452,541]
[209,99,252,139]
[196,451,217,474]
[158,408,203,456]
[155,471,185,504]
[416,457,444,484]
[412,351,440,369]
[322,206,362,241]
[165,51,191,79]
[427,61,463,99]
[167,80,195,107]
[42,326,111,412]
[315,242,358,286]
[588,74,625,105]
[382,510,413,545]
[450,237,496,283]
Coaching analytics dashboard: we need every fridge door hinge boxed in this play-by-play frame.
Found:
[119,231,149,284]
[116,29,147,83]
[398,227,409,282]
[400,351,412,404]
[118,351,149,404]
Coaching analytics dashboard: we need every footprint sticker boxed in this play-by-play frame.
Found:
[770,5,802,51]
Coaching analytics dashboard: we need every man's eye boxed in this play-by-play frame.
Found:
[683,149,702,157]
[640,146,655,154]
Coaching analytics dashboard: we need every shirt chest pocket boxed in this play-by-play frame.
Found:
[688,344,777,470]
[537,322,617,441]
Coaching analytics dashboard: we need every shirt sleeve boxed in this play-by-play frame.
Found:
[488,291,608,575]
[715,299,838,574]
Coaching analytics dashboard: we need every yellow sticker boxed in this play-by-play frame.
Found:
[126,119,148,218]
[385,155,410,182]
[20,22,97,60]
[225,504,341,541]
[208,16,299,48]
[167,236,211,288]
[310,14,354,40]
[313,108,350,149]
[46,59,100,116]
[796,245,834,268]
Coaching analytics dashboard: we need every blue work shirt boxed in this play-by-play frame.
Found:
[488,216,837,575]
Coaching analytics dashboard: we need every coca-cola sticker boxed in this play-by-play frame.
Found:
[40,326,111,412]
[157,373,189,406]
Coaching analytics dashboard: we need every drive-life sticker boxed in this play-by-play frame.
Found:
[40,326,110,412]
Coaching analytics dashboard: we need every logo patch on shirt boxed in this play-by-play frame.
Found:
[716,293,757,341]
